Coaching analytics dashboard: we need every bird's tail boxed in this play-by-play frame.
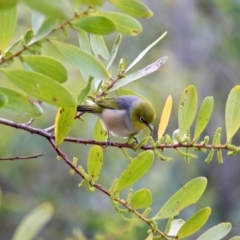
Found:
[77,105,94,112]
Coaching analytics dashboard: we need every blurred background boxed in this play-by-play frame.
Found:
[0,0,240,239]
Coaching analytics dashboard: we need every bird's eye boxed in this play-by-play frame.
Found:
[139,116,145,123]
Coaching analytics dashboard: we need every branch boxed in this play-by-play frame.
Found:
[0,153,45,161]
[0,117,233,152]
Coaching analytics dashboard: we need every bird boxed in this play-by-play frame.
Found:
[77,95,156,145]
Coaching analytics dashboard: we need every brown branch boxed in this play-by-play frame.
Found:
[0,153,45,161]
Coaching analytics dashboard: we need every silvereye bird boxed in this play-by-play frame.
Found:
[77,95,156,144]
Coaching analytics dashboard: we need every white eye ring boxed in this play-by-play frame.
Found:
[139,116,145,123]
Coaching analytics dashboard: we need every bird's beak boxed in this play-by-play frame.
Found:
[146,123,153,135]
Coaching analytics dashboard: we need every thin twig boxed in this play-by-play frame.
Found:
[0,153,45,161]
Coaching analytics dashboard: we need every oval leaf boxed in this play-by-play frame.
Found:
[154,177,207,220]
[158,95,172,140]
[177,207,211,239]
[0,92,8,107]
[2,69,77,108]
[72,16,116,35]
[78,30,91,54]
[23,0,72,19]
[178,85,198,139]
[12,203,54,240]
[87,146,103,181]
[50,40,110,80]
[55,107,76,146]
[109,56,168,92]
[0,87,43,118]
[97,11,142,36]
[22,55,68,83]
[193,96,214,141]
[225,85,240,142]
[130,188,152,210]
[197,222,232,240]
[90,34,110,60]
[93,118,107,142]
[0,5,17,54]
[109,0,153,18]
[116,151,154,192]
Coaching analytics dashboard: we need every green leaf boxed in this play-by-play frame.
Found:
[0,92,8,107]
[72,16,116,35]
[90,34,110,60]
[54,107,76,146]
[22,55,68,83]
[108,56,168,92]
[193,96,214,141]
[116,151,154,192]
[130,188,152,209]
[81,0,104,6]
[51,40,110,80]
[177,207,211,239]
[30,13,57,44]
[154,177,207,220]
[0,87,43,118]
[197,222,232,240]
[225,85,240,142]
[12,203,54,240]
[78,30,91,54]
[109,0,153,19]
[0,5,17,54]
[2,69,77,108]
[168,219,185,236]
[87,146,103,181]
[106,34,122,70]
[0,0,17,8]
[23,0,73,19]
[125,32,167,73]
[93,118,107,142]
[78,78,93,104]
[97,11,142,36]
[178,85,198,139]
[230,237,240,240]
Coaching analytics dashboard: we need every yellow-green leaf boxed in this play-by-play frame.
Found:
[22,55,68,83]
[78,78,93,104]
[51,40,110,80]
[197,222,232,240]
[178,85,198,139]
[72,16,116,35]
[109,0,153,18]
[55,107,76,146]
[193,96,214,141]
[90,34,110,60]
[177,207,211,239]
[0,5,17,54]
[87,146,103,181]
[12,203,54,240]
[116,151,154,192]
[96,11,142,36]
[93,118,107,142]
[0,92,8,107]
[154,177,207,220]
[2,69,77,108]
[0,0,17,8]
[225,85,240,142]
[23,0,72,19]
[158,95,172,140]
[81,0,104,6]
[0,87,43,118]
[78,30,91,54]
[130,188,152,209]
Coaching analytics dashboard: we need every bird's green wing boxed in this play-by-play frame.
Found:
[96,98,122,110]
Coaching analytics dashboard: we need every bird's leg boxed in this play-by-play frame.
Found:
[106,131,111,146]
[127,134,139,144]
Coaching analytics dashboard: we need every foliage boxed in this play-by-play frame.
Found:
[0,1,240,240]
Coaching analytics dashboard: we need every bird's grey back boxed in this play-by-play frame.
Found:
[116,95,142,113]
